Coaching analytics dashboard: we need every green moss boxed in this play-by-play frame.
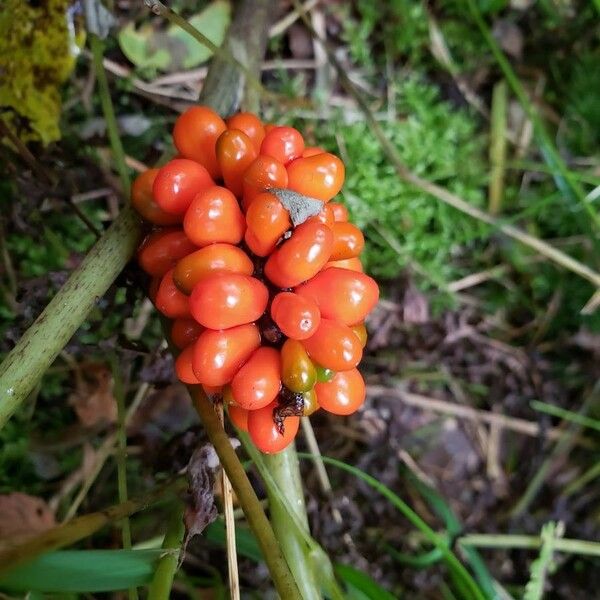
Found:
[0,0,83,144]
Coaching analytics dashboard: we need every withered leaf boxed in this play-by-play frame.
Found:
[68,364,117,428]
[271,188,324,227]
[0,493,56,546]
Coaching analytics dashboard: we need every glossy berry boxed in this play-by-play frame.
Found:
[242,155,288,210]
[137,229,196,277]
[286,153,345,202]
[329,202,349,222]
[225,112,265,152]
[248,402,300,454]
[265,221,333,288]
[244,192,291,256]
[296,267,379,325]
[315,364,335,382]
[189,272,268,329]
[173,243,253,294]
[192,323,260,386]
[155,268,191,318]
[171,318,204,349]
[280,338,316,393]
[131,169,181,225]
[302,318,362,371]
[175,345,201,384]
[260,126,304,165]
[330,222,365,260]
[153,159,214,215]
[351,323,368,348]
[315,368,365,415]
[302,389,320,415]
[228,403,249,432]
[183,185,245,247]
[324,257,363,272]
[173,106,226,179]
[231,347,281,410]
[216,129,258,197]
[270,292,320,340]
[301,146,324,158]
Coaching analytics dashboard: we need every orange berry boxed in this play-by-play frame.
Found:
[351,323,368,347]
[225,112,265,153]
[173,106,227,179]
[323,257,364,272]
[260,126,305,165]
[173,243,253,294]
[189,272,268,329]
[264,221,333,288]
[153,159,214,215]
[270,292,320,340]
[315,368,365,415]
[280,338,316,393]
[131,169,181,225]
[301,146,324,158]
[244,192,291,256]
[286,153,345,202]
[329,202,349,222]
[192,323,260,386]
[137,229,196,277]
[231,347,281,410]
[175,345,201,384]
[155,268,191,318]
[183,186,245,247]
[171,318,204,349]
[330,222,365,260]
[216,129,258,197]
[248,402,299,454]
[302,318,363,371]
[228,404,249,431]
[242,155,288,210]
[295,267,379,325]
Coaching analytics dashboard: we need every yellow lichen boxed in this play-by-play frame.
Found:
[0,0,84,145]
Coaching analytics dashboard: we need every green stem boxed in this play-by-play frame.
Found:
[488,79,507,215]
[0,205,142,427]
[263,446,322,600]
[90,34,131,196]
[148,503,185,600]
[109,355,138,600]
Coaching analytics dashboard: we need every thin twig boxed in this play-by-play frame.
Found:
[217,404,240,600]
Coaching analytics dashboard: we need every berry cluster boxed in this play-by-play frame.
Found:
[133,106,379,454]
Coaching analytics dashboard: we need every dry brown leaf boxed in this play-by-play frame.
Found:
[0,493,56,545]
[68,364,117,427]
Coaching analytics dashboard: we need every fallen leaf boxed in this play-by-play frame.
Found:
[183,444,220,553]
[68,364,117,428]
[0,493,56,545]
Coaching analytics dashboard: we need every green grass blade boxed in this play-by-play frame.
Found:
[297,453,486,600]
[334,563,396,600]
[0,549,164,593]
[530,400,600,433]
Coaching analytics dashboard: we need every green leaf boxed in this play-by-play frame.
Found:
[118,23,170,70]
[0,549,164,593]
[334,563,396,600]
[167,0,231,70]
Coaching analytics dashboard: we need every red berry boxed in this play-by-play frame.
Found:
[231,347,281,410]
[248,402,299,454]
[315,368,365,415]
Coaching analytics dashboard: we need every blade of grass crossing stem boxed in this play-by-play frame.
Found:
[466,0,600,234]
[291,0,600,291]
[109,355,137,600]
[148,503,185,600]
[489,80,508,215]
[90,34,130,196]
[530,400,600,434]
[0,549,165,593]
[297,453,486,600]
[0,478,187,576]
[238,431,343,600]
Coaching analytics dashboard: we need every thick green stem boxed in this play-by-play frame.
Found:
[0,205,142,427]
[148,503,185,600]
[263,446,322,600]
